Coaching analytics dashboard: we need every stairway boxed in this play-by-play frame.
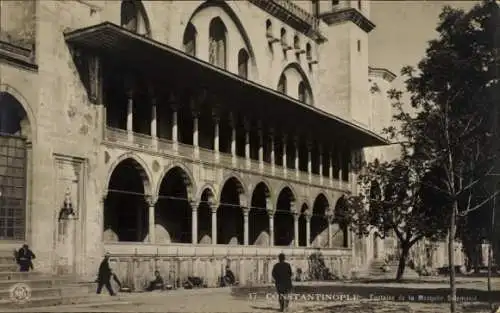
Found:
[363,258,420,280]
[0,250,122,309]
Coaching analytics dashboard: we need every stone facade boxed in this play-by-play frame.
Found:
[0,0,389,288]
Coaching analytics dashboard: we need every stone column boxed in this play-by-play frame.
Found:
[149,87,158,149]
[146,196,156,244]
[191,201,199,244]
[258,121,264,170]
[269,128,275,174]
[229,113,237,164]
[294,136,299,178]
[244,118,251,169]
[243,207,250,246]
[293,212,299,248]
[327,214,334,248]
[213,109,220,161]
[319,145,323,184]
[305,213,311,248]
[126,87,134,142]
[329,150,334,186]
[282,133,287,176]
[191,101,200,158]
[338,151,343,186]
[268,209,275,247]
[307,140,312,182]
[170,97,179,151]
[210,203,218,245]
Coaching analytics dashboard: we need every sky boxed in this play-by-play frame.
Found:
[368,0,479,91]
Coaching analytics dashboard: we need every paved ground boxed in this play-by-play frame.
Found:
[1,278,499,313]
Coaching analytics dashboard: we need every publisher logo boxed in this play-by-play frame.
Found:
[9,283,31,304]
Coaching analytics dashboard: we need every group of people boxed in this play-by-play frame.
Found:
[15,244,293,312]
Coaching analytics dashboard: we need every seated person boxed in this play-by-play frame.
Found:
[146,270,164,291]
[223,266,236,286]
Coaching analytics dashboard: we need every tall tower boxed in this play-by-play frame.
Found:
[314,0,374,127]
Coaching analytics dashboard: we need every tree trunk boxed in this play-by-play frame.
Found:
[449,200,458,313]
[396,243,409,281]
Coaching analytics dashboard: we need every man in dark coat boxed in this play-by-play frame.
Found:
[272,253,293,312]
[16,244,35,272]
[96,252,116,296]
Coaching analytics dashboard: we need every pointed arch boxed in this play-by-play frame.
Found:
[278,62,314,105]
[218,174,247,204]
[105,152,153,197]
[277,74,287,94]
[196,183,217,203]
[0,85,36,142]
[274,183,298,211]
[120,0,151,37]
[183,22,197,56]
[156,163,196,200]
[238,48,249,79]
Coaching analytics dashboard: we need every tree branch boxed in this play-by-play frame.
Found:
[458,189,500,217]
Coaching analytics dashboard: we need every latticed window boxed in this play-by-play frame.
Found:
[183,23,197,56]
[238,49,249,79]
[0,136,26,240]
[209,18,227,69]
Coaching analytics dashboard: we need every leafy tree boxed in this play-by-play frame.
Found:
[344,151,449,281]
[384,2,499,312]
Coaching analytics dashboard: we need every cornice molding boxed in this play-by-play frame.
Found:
[369,66,397,82]
[319,8,375,33]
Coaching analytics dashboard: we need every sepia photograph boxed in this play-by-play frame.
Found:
[0,0,498,312]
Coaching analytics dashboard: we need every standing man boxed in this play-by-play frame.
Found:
[16,244,35,272]
[96,252,116,296]
[272,253,293,312]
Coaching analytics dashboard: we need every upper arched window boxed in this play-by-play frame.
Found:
[306,43,312,60]
[266,19,273,37]
[209,17,227,69]
[298,81,313,105]
[120,0,151,37]
[293,35,300,49]
[278,74,287,94]
[121,0,138,32]
[238,49,249,79]
[280,28,287,46]
[183,22,197,56]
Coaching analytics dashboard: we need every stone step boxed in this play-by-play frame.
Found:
[0,257,15,265]
[0,277,76,290]
[0,293,124,310]
[0,271,47,280]
[0,264,18,273]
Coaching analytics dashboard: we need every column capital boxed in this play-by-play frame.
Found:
[145,195,157,207]
[242,207,250,216]
[148,85,156,102]
[267,208,275,217]
[257,120,263,131]
[229,112,237,127]
[282,132,288,141]
[212,106,221,122]
[190,98,200,117]
[306,139,313,150]
[243,117,251,131]
[124,75,135,97]
[190,200,200,209]
[168,92,180,111]
[209,202,219,213]
[293,135,300,145]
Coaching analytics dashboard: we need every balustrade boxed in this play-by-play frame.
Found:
[104,126,346,190]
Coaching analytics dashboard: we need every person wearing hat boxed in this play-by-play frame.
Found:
[96,252,116,296]
[16,244,36,272]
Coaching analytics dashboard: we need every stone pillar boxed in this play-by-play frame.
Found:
[293,212,299,248]
[191,201,199,244]
[210,203,218,245]
[268,210,275,247]
[170,98,179,151]
[146,196,156,244]
[191,101,200,158]
[126,88,134,142]
[258,121,264,170]
[319,146,323,184]
[338,151,343,186]
[213,109,220,161]
[230,113,237,164]
[294,136,299,178]
[243,207,249,246]
[327,214,334,248]
[329,150,334,186]
[282,133,287,176]
[307,140,312,181]
[244,118,251,169]
[305,213,311,248]
[269,128,275,174]
[149,88,158,149]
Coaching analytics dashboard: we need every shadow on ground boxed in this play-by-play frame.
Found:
[232,284,500,304]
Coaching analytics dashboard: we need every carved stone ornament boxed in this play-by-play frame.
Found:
[58,188,76,220]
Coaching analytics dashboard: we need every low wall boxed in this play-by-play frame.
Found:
[104,244,353,290]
